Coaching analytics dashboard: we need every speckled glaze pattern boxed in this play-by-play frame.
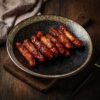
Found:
[7,15,93,78]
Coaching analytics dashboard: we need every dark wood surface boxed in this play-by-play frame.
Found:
[3,57,58,92]
[0,0,100,100]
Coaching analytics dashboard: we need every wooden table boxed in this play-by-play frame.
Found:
[0,0,100,100]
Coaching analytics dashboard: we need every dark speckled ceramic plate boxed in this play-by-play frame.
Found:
[7,15,93,78]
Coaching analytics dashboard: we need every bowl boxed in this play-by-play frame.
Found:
[7,15,93,78]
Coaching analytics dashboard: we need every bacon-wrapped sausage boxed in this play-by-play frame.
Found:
[46,34,70,56]
[60,25,83,48]
[49,28,73,49]
[16,42,36,67]
[37,31,43,39]
[46,34,64,54]
[41,36,58,56]
[23,39,45,62]
[31,35,53,59]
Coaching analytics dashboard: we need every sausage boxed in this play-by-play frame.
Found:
[46,34,65,54]
[49,28,59,37]
[46,34,70,56]
[60,25,83,47]
[23,39,45,62]
[31,35,53,59]
[16,42,36,67]
[41,36,58,56]
[37,31,43,39]
[58,29,73,49]
[50,28,73,49]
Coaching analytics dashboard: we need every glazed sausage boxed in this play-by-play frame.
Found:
[16,42,36,67]
[60,25,83,47]
[50,28,73,49]
[46,34,65,54]
[31,35,53,59]
[37,31,43,39]
[46,34,70,56]
[23,39,45,62]
[41,36,58,56]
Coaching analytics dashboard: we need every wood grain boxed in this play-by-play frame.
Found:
[0,0,100,100]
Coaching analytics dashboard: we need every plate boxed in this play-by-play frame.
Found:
[7,15,93,78]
